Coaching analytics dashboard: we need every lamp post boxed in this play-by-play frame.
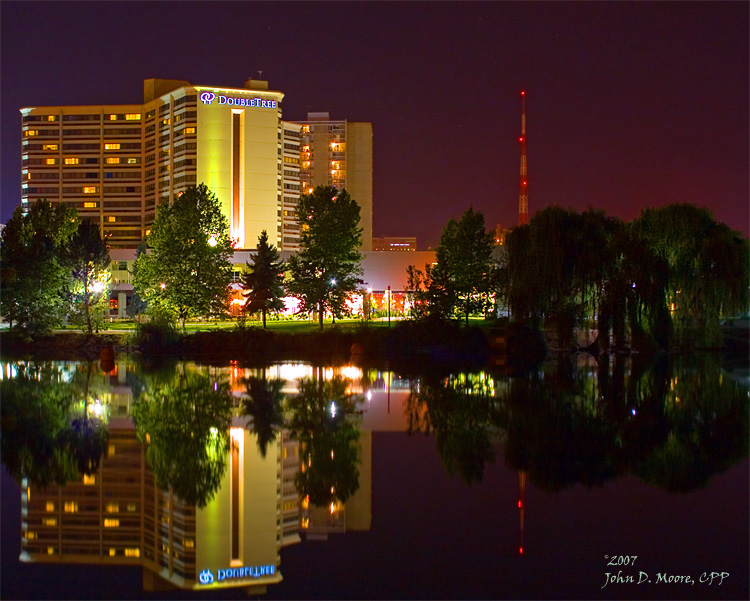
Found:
[387,286,391,326]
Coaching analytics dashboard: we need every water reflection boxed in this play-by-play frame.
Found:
[1,353,747,595]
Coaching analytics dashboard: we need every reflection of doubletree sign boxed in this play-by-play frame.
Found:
[198,565,276,585]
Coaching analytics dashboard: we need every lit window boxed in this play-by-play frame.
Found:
[105,143,120,150]
[47,115,56,122]
[25,531,37,540]
[43,517,57,526]
[46,158,57,165]
[125,548,140,557]
[125,113,141,120]
[184,127,196,134]
[110,445,115,455]
[83,474,96,485]
[106,157,120,164]
[108,216,116,222]
[83,201,97,208]
[64,501,78,512]
[161,118,170,126]
[83,186,98,194]
[127,158,138,164]
[109,114,117,121]
[43,144,58,150]
[47,547,55,555]
[104,518,120,528]
[25,130,38,137]
[109,548,116,557]
[127,503,137,512]
[64,157,79,165]
[46,502,55,512]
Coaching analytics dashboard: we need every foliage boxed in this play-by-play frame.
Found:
[65,219,111,334]
[131,368,233,508]
[242,375,286,456]
[286,186,364,328]
[632,204,749,347]
[242,230,286,328]
[133,184,233,331]
[433,207,496,323]
[0,200,78,338]
[286,376,363,506]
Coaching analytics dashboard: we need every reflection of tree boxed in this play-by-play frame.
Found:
[405,370,498,485]
[132,370,233,508]
[286,376,362,506]
[242,375,286,457]
[1,363,78,488]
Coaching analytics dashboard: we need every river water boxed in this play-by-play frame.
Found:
[1,353,747,600]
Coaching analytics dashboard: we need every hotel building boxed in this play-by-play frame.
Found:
[297,112,373,250]
[21,79,378,252]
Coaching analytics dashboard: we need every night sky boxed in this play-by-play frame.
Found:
[1,1,747,249]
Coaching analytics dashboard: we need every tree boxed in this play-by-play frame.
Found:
[132,369,233,508]
[0,200,78,337]
[286,186,364,328]
[133,184,233,331]
[66,219,111,334]
[242,230,285,328]
[242,375,286,457]
[433,207,496,323]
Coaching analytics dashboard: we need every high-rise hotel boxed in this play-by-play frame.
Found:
[20,79,372,251]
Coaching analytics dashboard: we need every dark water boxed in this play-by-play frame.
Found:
[1,354,748,600]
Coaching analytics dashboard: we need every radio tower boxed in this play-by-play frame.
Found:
[518,91,529,225]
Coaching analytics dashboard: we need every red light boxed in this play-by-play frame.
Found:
[523,181,527,186]
[518,500,522,508]
[521,91,526,96]
[519,546,524,554]
[519,137,524,142]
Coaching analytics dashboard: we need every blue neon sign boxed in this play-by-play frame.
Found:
[200,91,276,109]
[198,564,275,585]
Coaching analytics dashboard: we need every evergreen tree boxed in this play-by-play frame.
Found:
[241,229,285,328]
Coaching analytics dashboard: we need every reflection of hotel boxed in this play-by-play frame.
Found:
[20,416,285,593]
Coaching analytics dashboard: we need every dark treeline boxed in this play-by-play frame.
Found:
[503,204,749,351]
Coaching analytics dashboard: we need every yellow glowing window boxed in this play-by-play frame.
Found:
[105,143,120,150]
[47,115,56,122]
[83,201,97,208]
[83,474,96,485]
[104,519,120,528]
[25,531,37,540]
[47,158,59,165]
[47,547,55,555]
[106,157,120,164]
[27,488,31,501]
[64,501,78,513]
[25,130,38,137]
[46,502,55,512]
[125,548,140,557]
[106,502,119,513]
[127,503,137,512]
[109,114,117,121]
[127,158,138,164]
[43,517,57,526]
[64,157,79,165]
[126,114,141,120]
[109,548,116,557]
[184,127,196,134]
[83,186,98,194]
[108,216,116,222]
[110,445,115,455]
[183,538,194,549]
[43,144,58,150]
[161,118,170,126]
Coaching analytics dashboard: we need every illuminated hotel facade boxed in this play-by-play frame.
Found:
[20,79,372,252]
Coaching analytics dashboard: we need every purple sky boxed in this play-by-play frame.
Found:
[1,1,747,249]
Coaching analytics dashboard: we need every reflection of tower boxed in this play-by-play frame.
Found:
[518,471,526,554]
[518,91,529,226]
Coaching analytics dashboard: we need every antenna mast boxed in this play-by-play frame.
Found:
[518,91,529,225]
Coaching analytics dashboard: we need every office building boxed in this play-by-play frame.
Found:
[372,236,417,251]
[297,112,373,250]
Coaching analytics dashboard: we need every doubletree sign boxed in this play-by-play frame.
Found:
[199,91,277,109]
[198,564,276,585]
